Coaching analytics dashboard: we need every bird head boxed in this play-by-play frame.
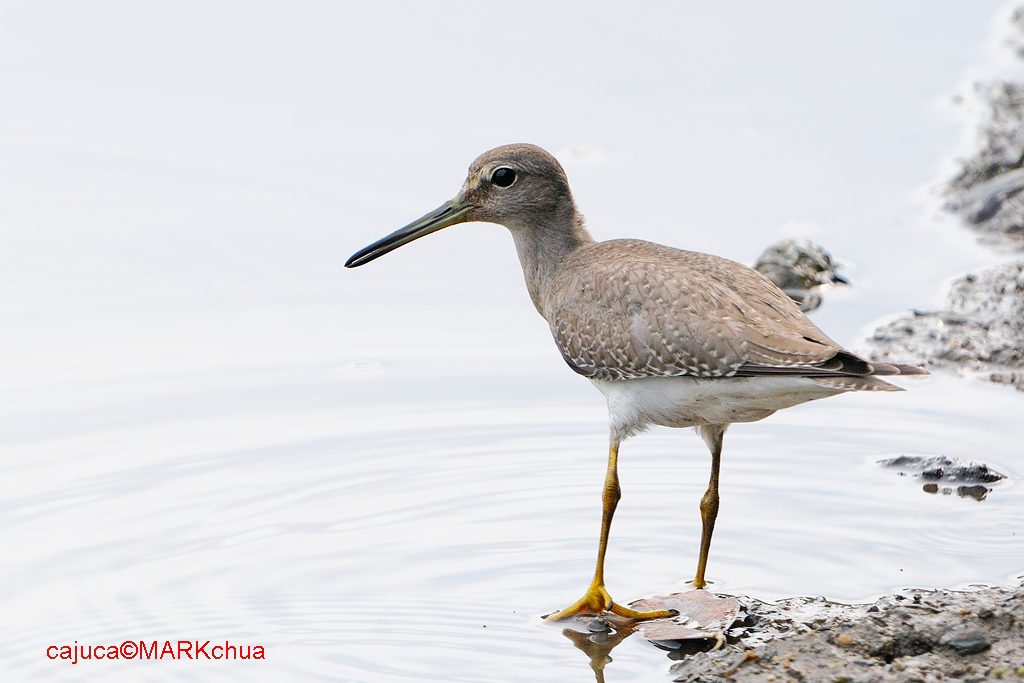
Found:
[345,144,575,268]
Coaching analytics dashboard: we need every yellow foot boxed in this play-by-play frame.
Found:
[544,584,678,622]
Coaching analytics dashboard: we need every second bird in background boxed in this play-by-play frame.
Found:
[754,238,848,313]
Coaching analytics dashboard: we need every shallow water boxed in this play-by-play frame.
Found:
[5,354,1023,681]
[2,2,1023,682]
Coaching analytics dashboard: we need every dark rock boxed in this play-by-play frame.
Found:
[957,485,990,501]
[877,456,1007,499]
[939,463,1004,483]
[945,78,1024,251]
[938,624,991,655]
[869,629,936,662]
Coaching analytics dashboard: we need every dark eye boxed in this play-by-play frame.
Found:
[491,167,517,188]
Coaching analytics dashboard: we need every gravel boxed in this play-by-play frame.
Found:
[669,584,1024,682]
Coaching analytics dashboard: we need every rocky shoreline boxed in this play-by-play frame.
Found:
[670,584,1024,683]
[866,260,1024,392]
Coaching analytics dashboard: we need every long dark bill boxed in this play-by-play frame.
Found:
[344,199,474,268]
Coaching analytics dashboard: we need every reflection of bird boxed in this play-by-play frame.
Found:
[754,239,848,312]
[345,144,926,622]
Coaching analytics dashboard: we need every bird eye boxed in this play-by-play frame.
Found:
[491,167,517,188]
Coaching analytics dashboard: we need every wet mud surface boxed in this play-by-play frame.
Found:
[670,584,1024,683]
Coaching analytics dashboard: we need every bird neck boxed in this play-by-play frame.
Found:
[509,207,594,313]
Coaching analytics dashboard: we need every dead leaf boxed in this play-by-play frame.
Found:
[628,590,740,641]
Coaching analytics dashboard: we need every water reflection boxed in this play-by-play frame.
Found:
[551,591,748,680]
[557,616,721,682]
[562,623,632,683]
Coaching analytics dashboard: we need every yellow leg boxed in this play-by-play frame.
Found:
[693,426,724,589]
[546,437,677,621]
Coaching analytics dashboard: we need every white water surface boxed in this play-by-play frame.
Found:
[2,2,1023,681]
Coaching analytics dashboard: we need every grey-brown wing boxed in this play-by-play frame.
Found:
[545,241,864,381]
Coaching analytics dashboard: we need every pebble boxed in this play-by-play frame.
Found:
[938,624,991,655]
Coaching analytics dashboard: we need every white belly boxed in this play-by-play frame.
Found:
[591,375,845,439]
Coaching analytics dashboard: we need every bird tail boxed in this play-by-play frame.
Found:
[868,362,930,376]
[810,376,904,392]
[809,362,928,393]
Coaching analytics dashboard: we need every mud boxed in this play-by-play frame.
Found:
[670,584,1024,683]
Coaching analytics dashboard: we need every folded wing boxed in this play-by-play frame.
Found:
[545,240,918,382]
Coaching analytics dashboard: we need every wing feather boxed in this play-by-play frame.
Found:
[544,240,867,381]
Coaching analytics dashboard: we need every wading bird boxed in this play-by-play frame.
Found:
[345,144,925,621]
